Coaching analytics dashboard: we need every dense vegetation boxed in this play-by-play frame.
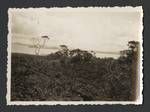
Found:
[11,41,139,101]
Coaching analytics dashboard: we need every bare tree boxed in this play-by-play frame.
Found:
[31,36,49,55]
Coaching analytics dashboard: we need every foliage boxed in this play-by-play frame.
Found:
[11,42,139,101]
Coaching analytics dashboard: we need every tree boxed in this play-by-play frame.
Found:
[59,45,69,56]
[31,36,49,55]
[127,41,139,63]
[128,41,139,52]
[127,41,139,100]
[69,49,93,63]
[119,41,139,64]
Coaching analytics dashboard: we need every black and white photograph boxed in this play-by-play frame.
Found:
[7,7,143,105]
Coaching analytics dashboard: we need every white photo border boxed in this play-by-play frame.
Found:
[7,6,143,105]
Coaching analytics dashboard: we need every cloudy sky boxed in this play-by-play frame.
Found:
[9,7,142,58]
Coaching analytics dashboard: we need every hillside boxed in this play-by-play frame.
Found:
[11,50,134,101]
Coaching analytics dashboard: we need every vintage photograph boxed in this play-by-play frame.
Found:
[7,7,143,105]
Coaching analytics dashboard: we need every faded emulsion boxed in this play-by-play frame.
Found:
[7,7,143,105]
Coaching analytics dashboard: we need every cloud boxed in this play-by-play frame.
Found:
[10,8,142,55]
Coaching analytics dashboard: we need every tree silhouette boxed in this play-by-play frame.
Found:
[69,49,93,63]
[127,41,139,63]
[127,41,139,100]
[59,45,69,56]
[31,36,49,55]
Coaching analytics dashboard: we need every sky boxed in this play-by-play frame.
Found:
[9,7,143,58]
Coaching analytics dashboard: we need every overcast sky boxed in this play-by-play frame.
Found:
[9,7,142,57]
